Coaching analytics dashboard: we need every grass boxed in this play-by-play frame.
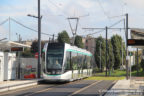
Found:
[95,70,126,77]
[85,69,144,80]
[94,70,144,77]
[85,76,125,80]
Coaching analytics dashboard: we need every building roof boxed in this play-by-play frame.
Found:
[131,29,144,49]
[131,28,144,39]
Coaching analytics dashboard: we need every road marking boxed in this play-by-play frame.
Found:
[68,80,102,96]
[99,80,117,96]
[26,80,87,96]
[25,87,54,96]
[24,80,83,96]
[0,79,87,96]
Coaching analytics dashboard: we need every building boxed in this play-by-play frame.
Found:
[82,36,96,55]
[70,36,96,55]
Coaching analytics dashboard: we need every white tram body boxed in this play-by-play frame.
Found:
[42,43,93,82]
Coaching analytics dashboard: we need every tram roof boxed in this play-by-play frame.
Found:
[65,43,92,56]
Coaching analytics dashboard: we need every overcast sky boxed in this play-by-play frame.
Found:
[0,0,144,41]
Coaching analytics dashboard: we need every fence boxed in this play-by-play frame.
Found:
[16,58,37,79]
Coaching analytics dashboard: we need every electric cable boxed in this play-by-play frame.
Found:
[0,18,9,26]
[10,18,57,37]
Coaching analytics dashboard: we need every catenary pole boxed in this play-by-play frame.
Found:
[37,0,41,78]
[105,26,108,76]
[126,13,129,80]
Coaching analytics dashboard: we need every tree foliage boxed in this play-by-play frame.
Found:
[140,50,144,71]
[140,59,144,71]
[57,30,70,44]
[107,40,114,70]
[95,36,106,72]
[31,40,45,54]
[22,48,34,57]
[74,35,84,48]
[111,35,125,69]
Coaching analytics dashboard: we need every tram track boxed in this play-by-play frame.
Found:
[24,80,85,96]
[69,80,116,96]
[68,80,102,96]
[0,80,116,96]
[0,79,87,96]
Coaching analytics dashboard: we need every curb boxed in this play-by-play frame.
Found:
[0,80,42,93]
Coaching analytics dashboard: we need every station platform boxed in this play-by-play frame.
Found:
[0,79,42,93]
[105,78,144,96]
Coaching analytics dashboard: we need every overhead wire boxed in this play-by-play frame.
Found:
[46,0,68,17]
[0,18,9,26]
[97,0,110,21]
[86,29,105,36]
[109,19,124,28]
[85,18,124,36]
[10,18,57,37]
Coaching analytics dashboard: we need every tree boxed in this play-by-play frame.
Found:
[31,40,45,54]
[111,35,124,69]
[95,36,106,72]
[107,40,114,73]
[74,35,84,48]
[135,49,142,74]
[140,59,144,71]
[22,48,34,57]
[140,50,144,71]
[57,30,70,43]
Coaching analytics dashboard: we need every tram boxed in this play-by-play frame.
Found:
[42,43,94,82]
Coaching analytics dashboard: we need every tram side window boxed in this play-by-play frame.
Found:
[64,52,71,70]
[83,55,87,69]
[77,53,83,70]
[42,52,46,73]
[81,54,85,69]
[87,56,91,68]
[72,52,78,70]
[90,56,95,68]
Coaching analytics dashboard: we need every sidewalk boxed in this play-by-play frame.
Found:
[105,79,144,96]
[0,79,42,93]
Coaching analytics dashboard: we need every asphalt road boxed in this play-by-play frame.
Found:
[0,80,115,96]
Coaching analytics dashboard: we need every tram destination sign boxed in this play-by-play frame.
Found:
[11,47,23,51]
[127,39,144,46]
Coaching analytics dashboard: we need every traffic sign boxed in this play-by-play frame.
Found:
[35,52,38,59]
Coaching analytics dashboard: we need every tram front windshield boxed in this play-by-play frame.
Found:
[46,43,64,72]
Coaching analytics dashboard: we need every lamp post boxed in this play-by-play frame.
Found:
[16,33,21,79]
[27,0,42,78]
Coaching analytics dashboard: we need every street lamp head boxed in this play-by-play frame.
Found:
[27,14,40,19]
[27,14,31,17]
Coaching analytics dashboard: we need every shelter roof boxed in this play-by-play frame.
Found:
[0,41,30,51]
[130,29,144,49]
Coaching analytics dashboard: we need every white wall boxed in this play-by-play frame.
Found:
[0,52,4,82]
[4,52,16,81]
